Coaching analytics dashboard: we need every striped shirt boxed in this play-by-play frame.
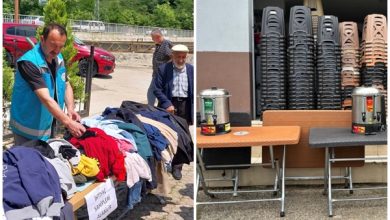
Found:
[172,65,188,98]
[152,39,173,76]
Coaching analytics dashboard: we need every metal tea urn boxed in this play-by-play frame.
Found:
[351,87,386,134]
[199,87,231,135]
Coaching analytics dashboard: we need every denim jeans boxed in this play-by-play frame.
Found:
[127,180,143,209]
[147,76,156,106]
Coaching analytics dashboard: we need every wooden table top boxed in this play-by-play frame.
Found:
[197,126,300,148]
[68,182,101,211]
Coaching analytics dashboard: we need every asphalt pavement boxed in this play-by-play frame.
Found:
[89,65,152,116]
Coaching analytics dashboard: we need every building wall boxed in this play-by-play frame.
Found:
[196,0,253,114]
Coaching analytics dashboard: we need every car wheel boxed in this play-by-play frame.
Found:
[78,59,88,77]
[5,51,13,67]
[92,62,98,77]
[78,59,98,77]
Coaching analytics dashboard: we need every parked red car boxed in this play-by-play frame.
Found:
[3,23,115,76]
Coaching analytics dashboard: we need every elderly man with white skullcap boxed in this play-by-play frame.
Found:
[154,44,193,180]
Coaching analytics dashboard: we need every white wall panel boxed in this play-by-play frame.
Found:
[196,0,251,52]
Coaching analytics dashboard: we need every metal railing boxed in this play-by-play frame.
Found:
[3,13,193,38]
[3,14,42,24]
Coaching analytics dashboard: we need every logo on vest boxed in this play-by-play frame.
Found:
[61,72,66,81]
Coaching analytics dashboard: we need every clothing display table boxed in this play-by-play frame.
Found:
[69,182,101,212]
[309,127,387,217]
[197,126,300,217]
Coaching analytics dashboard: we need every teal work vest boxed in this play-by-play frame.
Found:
[10,43,66,141]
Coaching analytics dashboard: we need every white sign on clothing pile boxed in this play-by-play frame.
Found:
[85,178,118,220]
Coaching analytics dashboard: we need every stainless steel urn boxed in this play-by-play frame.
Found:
[351,87,386,134]
[198,87,231,135]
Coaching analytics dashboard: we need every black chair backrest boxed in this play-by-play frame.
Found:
[229,112,252,127]
[200,112,252,170]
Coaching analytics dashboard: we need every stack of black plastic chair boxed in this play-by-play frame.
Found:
[361,63,386,88]
[258,6,286,118]
[361,62,387,110]
[287,6,315,109]
[316,15,342,109]
[255,55,262,116]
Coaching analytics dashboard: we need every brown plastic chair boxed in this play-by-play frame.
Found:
[362,14,387,44]
[339,22,359,49]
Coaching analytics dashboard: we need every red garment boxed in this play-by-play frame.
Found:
[69,127,126,182]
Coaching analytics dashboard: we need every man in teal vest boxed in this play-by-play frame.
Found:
[10,23,86,145]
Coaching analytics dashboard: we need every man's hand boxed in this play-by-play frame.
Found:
[67,109,81,121]
[66,120,86,138]
[166,105,175,114]
[35,88,86,137]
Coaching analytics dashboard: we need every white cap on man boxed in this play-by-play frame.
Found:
[172,44,189,52]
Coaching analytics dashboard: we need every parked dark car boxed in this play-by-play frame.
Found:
[3,22,115,76]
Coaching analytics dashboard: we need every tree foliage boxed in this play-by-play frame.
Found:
[153,3,178,28]
[38,0,85,100]
[20,0,44,15]
[4,0,193,30]
[64,0,95,20]
[3,0,14,14]
[3,50,14,103]
[174,0,193,29]
[3,0,43,15]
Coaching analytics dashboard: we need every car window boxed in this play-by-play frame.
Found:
[6,26,16,35]
[15,26,37,37]
[74,36,85,45]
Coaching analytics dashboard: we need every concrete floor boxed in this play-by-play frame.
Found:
[196,184,386,220]
[89,65,152,116]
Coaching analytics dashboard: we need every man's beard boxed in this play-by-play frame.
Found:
[174,62,185,70]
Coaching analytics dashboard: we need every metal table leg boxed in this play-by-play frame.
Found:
[196,149,203,193]
[348,167,353,194]
[343,167,348,188]
[280,145,286,217]
[233,169,239,196]
[196,148,214,198]
[327,147,333,217]
[273,159,280,195]
[196,168,200,193]
[323,146,329,195]
[270,145,275,169]
[270,145,280,196]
